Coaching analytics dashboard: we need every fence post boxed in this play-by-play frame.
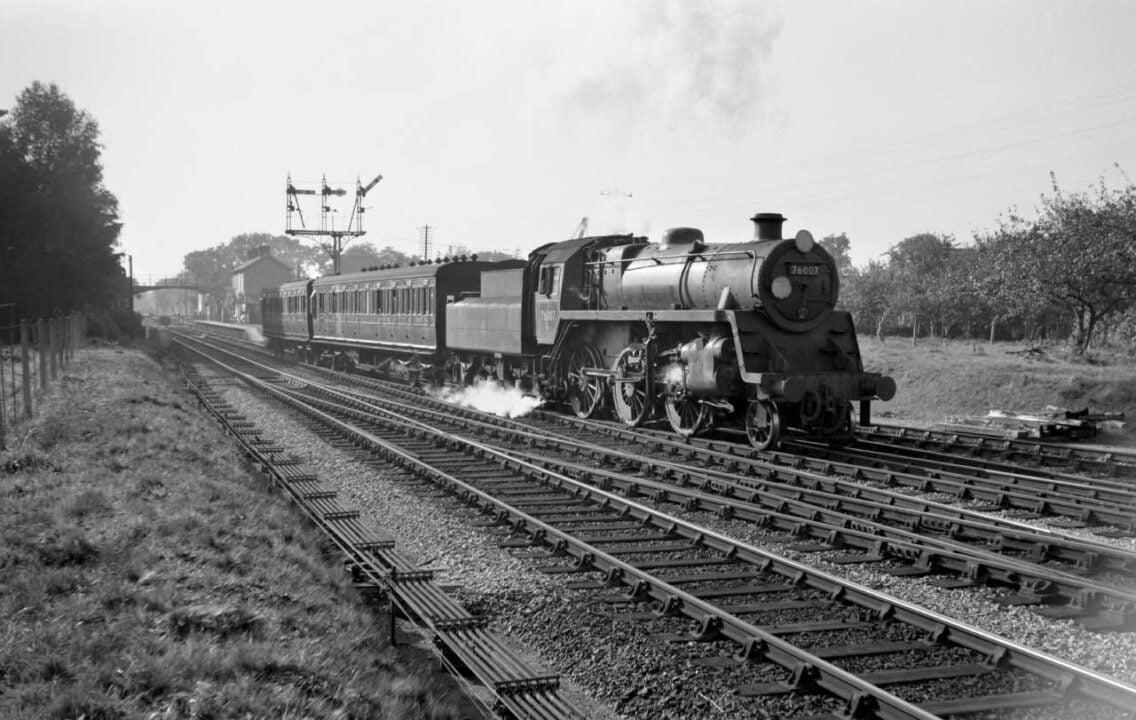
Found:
[73,314,81,358]
[20,320,32,419]
[49,317,58,380]
[64,315,72,364]
[0,331,6,451]
[38,319,48,391]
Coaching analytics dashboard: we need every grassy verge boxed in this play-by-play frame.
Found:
[0,346,477,719]
[860,337,1136,446]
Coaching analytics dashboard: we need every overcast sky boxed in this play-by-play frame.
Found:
[3,0,1135,280]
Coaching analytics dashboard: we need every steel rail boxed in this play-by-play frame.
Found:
[175,333,1136,613]
[555,414,1136,530]
[860,423,1136,478]
[173,337,582,720]
[325,382,1136,589]
[223,365,1136,718]
[790,436,1136,505]
[281,369,1136,530]
[277,380,1136,627]
[178,332,1136,717]
[508,451,1136,629]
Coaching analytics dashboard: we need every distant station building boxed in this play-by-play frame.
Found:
[232,246,289,324]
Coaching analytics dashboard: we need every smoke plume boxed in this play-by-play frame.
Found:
[556,1,783,138]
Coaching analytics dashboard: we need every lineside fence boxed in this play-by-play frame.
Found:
[0,314,86,450]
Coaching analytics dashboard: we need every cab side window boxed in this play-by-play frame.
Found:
[538,266,561,296]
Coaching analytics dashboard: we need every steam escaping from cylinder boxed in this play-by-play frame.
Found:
[436,380,545,419]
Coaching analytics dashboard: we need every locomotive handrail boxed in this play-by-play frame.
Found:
[584,248,757,266]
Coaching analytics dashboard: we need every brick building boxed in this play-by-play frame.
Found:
[232,246,290,324]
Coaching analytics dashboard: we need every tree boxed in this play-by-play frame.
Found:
[989,174,1136,353]
[819,233,853,276]
[339,242,412,273]
[842,260,897,341]
[886,233,955,342]
[0,82,125,325]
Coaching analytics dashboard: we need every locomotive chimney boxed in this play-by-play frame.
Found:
[751,212,786,241]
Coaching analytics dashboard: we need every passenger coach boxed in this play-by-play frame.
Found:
[262,258,504,375]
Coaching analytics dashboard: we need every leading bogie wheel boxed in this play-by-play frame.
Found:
[566,344,605,419]
[825,401,855,447]
[611,342,651,427]
[745,399,782,451]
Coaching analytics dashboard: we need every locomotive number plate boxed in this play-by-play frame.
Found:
[787,263,823,277]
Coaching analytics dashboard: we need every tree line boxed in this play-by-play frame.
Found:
[826,170,1136,355]
[4,82,1133,351]
[0,82,130,337]
[163,234,518,320]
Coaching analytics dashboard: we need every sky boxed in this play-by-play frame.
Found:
[3,0,1135,281]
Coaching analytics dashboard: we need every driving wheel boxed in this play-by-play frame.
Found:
[664,395,711,437]
[565,344,605,418]
[611,342,651,427]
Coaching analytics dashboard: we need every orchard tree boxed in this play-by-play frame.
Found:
[819,232,853,276]
[842,260,897,341]
[886,232,955,341]
[990,174,1136,353]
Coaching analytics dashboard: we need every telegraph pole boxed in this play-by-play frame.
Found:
[419,225,433,261]
[128,255,134,339]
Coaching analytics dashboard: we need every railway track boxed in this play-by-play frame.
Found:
[294,385,1136,628]
[174,348,583,720]
[857,423,1136,479]
[172,331,1136,719]
[184,330,1136,624]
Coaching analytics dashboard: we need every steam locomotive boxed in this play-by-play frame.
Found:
[262,212,895,449]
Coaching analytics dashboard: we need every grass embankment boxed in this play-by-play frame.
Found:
[0,347,476,719]
[860,337,1136,446]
